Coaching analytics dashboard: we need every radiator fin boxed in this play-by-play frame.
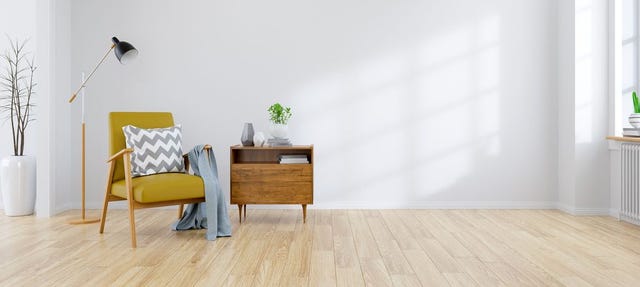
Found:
[621,143,640,224]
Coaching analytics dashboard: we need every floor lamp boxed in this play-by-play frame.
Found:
[68,37,138,225]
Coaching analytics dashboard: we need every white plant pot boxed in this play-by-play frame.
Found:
[630,113,640,128]
[269,123,288,139]
[1,155,36,216]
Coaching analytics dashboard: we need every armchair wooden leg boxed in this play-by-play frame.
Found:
[128,202,137,248]
[100,161,116,234]
[99,193,109,234]
[244,205,247,220]
[238,204,242,223]
[123,153,137,248]
[178,204,184,219]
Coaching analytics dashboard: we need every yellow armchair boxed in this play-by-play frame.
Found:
[99,112,208,248]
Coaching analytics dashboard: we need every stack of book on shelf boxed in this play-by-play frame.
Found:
[267,138,292,147]
[279,155,309,164]
[624,128,640,137]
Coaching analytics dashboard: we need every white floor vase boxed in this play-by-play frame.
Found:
[1,155,36,216]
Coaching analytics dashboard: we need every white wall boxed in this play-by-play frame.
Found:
[49,0,72,214]
[68,0,559,209]
[557,0,577,210]
[557,0,610,215]
[33,0,72,217]
[574,0,609,211]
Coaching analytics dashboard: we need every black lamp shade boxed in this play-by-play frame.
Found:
[112,37,138,65]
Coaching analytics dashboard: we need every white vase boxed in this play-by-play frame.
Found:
[253,132,266,147]
[1,155,36,216]
[630,113,640,128]
[269,123,288,139]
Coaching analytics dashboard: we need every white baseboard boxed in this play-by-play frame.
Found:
[73,200,557,210]
[609,208,620,218]
[57,201,611,217]
[310,201,557,209]
[571,208,611,216]
[54,203,73,215]
[555,203,611,215]
[555,203,573,214]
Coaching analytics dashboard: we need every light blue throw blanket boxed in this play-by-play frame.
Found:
[171,145,232,240]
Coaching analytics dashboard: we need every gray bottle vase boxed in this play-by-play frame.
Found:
[241,123,255,146]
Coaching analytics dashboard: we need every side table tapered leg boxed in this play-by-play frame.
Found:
[238,204,242,223]
[302,204,307,223]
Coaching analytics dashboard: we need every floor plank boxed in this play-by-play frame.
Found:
[1,209,640,286]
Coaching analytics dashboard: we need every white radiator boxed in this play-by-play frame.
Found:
[621,143,640,224]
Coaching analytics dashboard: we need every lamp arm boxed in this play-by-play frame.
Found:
[68,43,116,103]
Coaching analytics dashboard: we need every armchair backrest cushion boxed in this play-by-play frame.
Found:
[109,112,175,182]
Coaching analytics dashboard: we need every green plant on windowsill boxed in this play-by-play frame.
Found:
[633,91,640,113]
[630,91,640,129]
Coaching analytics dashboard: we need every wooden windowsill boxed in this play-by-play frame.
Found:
[606,136,640,143]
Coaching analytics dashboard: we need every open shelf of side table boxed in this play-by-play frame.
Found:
[230,145,314,223]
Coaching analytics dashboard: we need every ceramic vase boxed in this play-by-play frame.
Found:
[253,132,266,147]
[241,123,255,146]
[269,123,288,139]
[0,155,37,216]
[630,114,640,128]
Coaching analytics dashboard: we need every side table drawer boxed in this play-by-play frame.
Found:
[231,181,313,204]
[231,164,312,183]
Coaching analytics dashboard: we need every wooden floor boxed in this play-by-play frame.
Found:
[1,209,640,286]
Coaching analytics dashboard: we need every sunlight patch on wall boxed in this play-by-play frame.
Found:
[291,12,503,201]
[575,0,593,143]
[475,47,500,91]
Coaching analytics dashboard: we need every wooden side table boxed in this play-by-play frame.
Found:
[230,145,313,223]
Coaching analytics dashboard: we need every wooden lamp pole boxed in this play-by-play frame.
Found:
[68,45,115,225]
[68,37,137,225]
[68,73,101,224]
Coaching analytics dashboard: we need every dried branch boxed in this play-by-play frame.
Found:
[0,37,36,156]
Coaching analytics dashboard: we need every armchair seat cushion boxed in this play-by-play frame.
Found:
[111,173,204,203]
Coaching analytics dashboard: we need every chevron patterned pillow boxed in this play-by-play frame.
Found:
[122,125,185,177]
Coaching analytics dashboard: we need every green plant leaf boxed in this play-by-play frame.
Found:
[267,102,292,124]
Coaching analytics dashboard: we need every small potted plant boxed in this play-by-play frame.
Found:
[630,91,640,128]
[268,103,292,139]
[0,39,37,216]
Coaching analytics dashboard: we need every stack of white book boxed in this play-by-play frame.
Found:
[623,128,640,137]
[268,138,292,147]
[279,155,309,164]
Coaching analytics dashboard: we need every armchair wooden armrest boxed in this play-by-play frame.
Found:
[107,148,133,163]
[183,144,212,173]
